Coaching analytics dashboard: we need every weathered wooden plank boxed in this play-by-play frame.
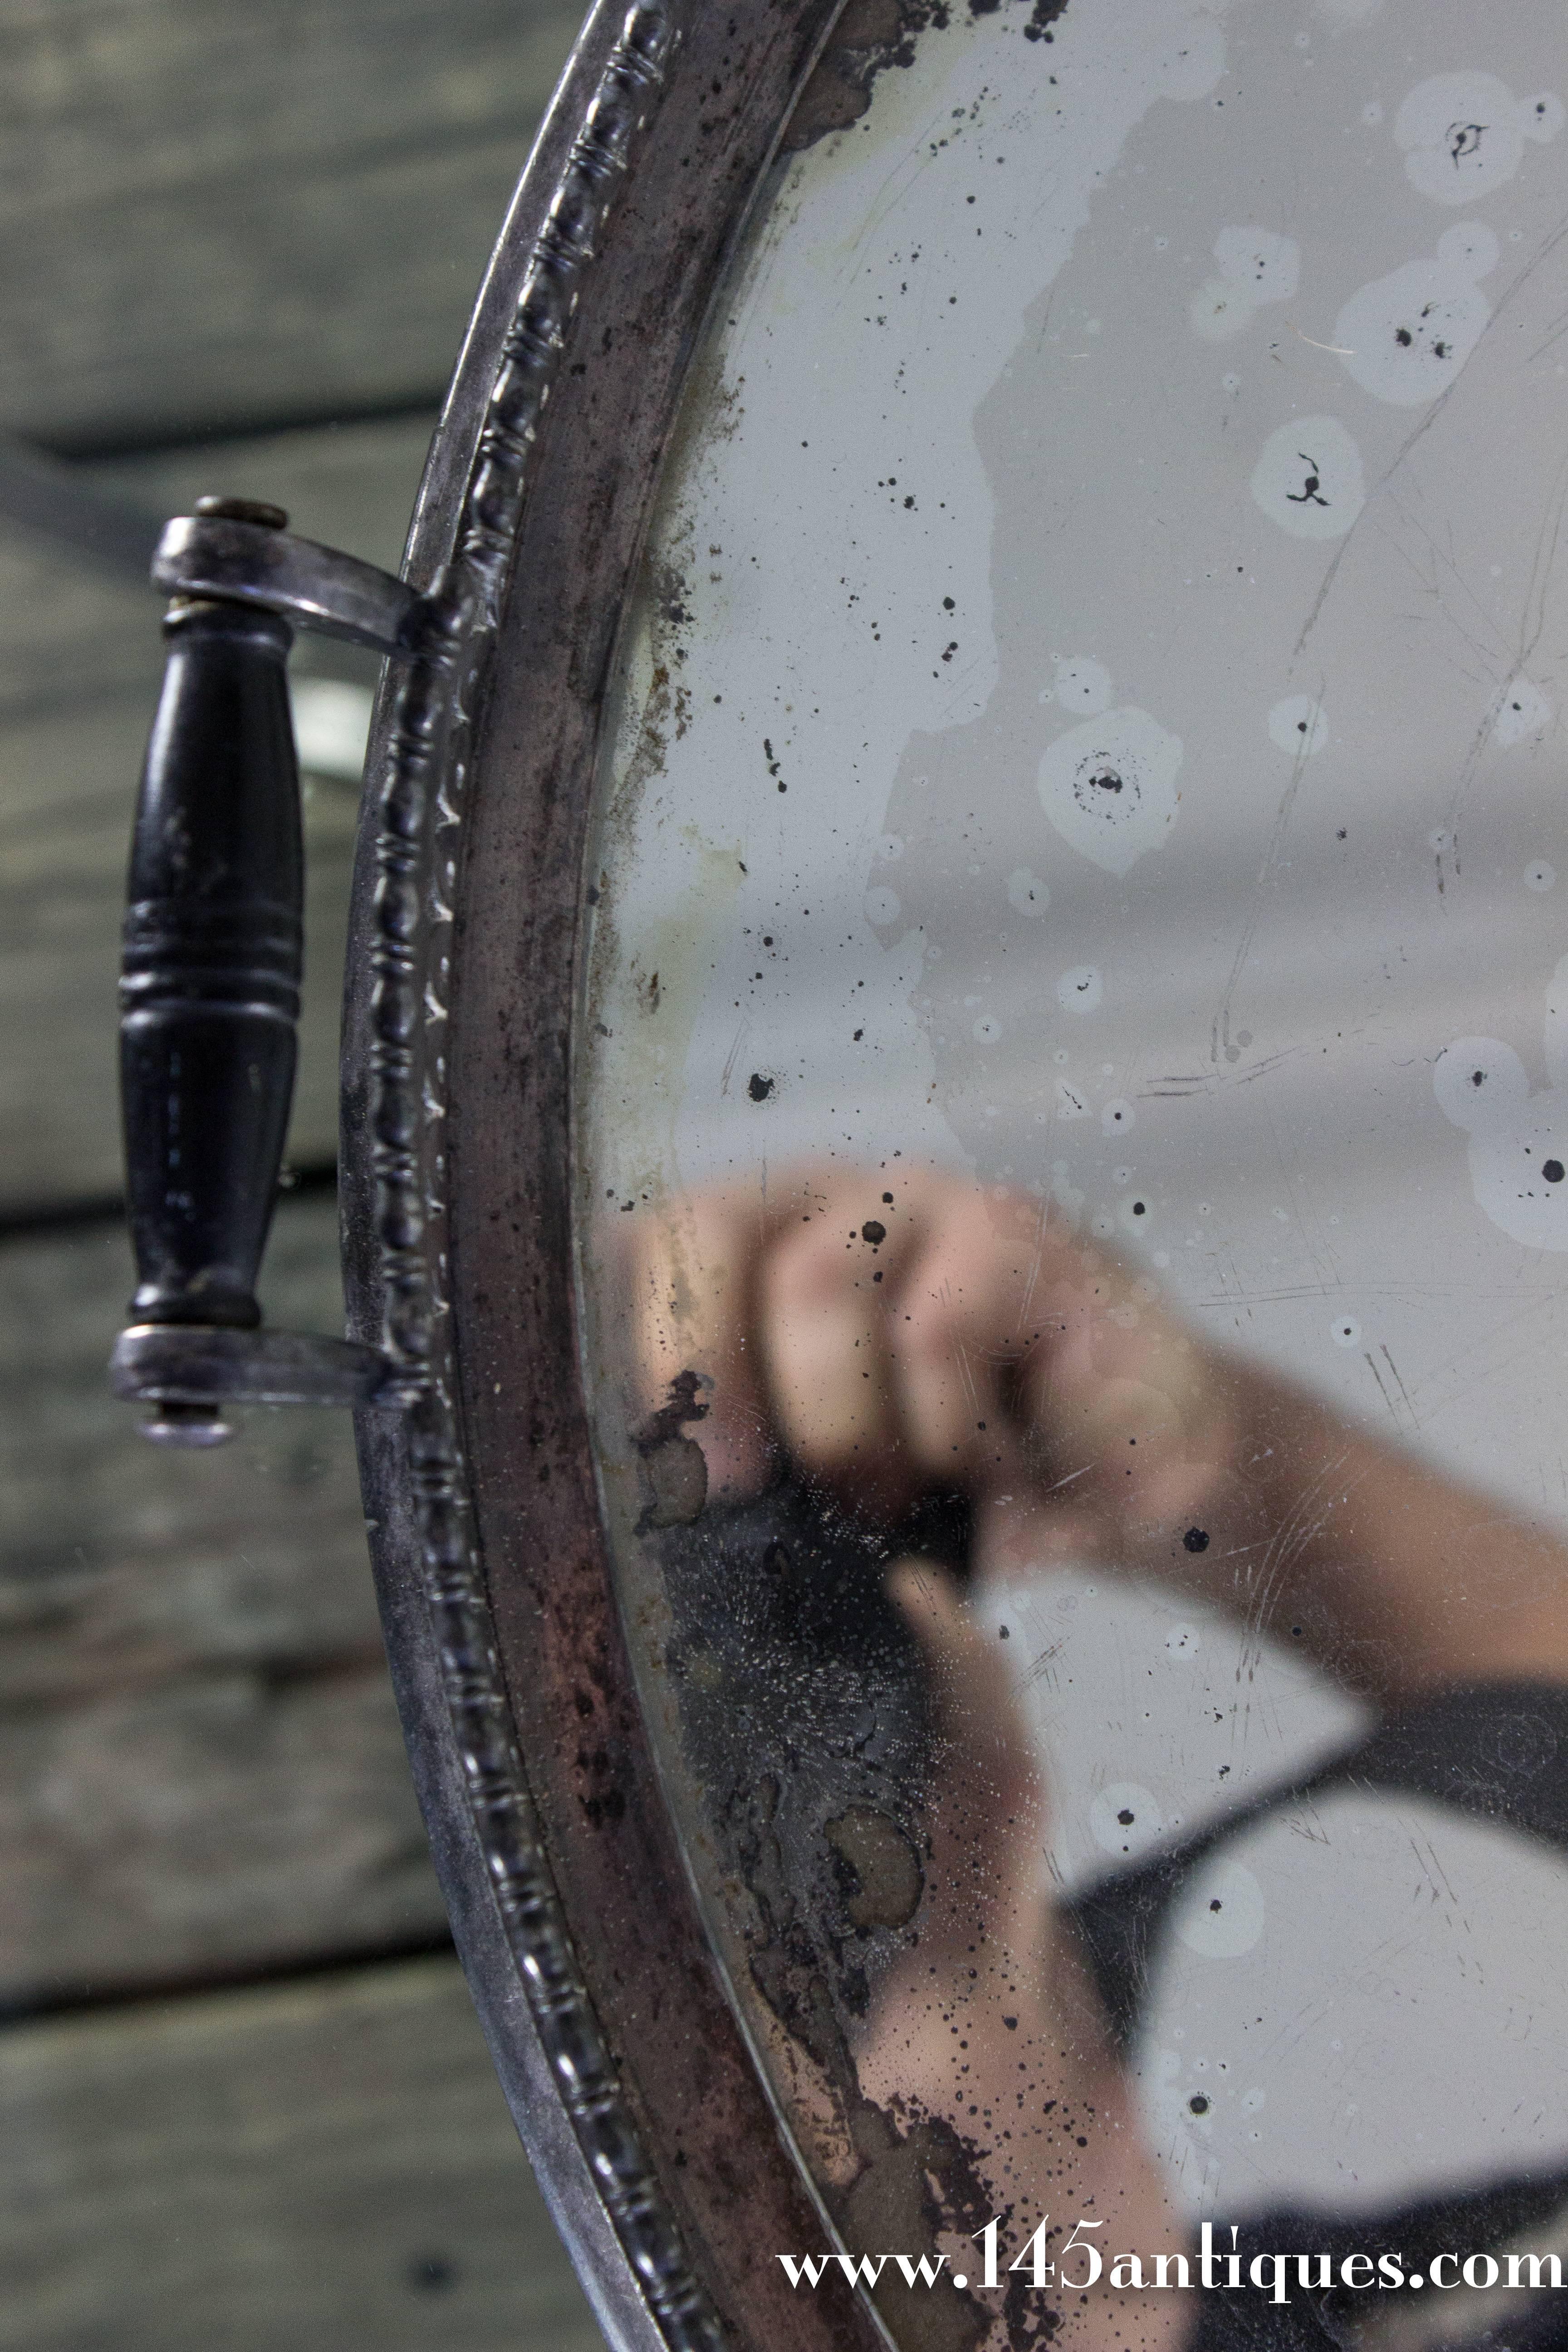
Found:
[0,1668,447,2010]
[0,434,162,583]
[0,534,153,720]
[0,1202,452,2005]
[0,1954,609,2352]
[0,0,584,450]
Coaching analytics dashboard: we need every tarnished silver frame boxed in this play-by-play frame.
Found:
[338,2,896,2347]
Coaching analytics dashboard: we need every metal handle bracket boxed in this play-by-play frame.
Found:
[152,510,430,655]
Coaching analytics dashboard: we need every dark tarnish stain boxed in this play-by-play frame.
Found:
[633,1368,710,1531]
[740,1855,987,2352]
[1021,0,1067,42]
[781,0,1068,154]
[1005,2264,1064,2348]
[824,1805,924,1928]
[781,0,922,152]
[1285,452,1329,508]
[844,2107,990,2352]
[748,1070,777,1100]
[651,1483,992,2341]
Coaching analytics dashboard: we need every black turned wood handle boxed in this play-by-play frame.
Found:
[111,495,412,1445]
[120,588,302,1341]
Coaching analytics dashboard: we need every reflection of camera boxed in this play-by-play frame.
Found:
[652,1477,970,2074]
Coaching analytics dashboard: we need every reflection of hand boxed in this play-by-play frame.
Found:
[622,1173,1568,2344]
[856,1560,1186,2349]
[625,1171,1195,2334]
[626,1163,1568,1697]
[627,1164,1238,1564]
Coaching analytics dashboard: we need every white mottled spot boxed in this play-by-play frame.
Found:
[1331,1314,1362,1348]
[1007,866,1049,915]
[1434,1037,1529,1129]
[1166,1624,1200,1658]
[1190,225,1301,343]
[1251,415,1365,539]
[1362,100,1384,128]
[1494,677,1553,747]
[1527,861,1557,893]
[1173,1858,1265,1957]
[1053,654,1113,714]
[1039,708,1183,875]
[878,833,905,862]
[1057,964,1104,1013]
[1090,1208,1117,1239]
[1119,1191,1153,1238]
[863,887,901,926]
[1396,73,1563,208]
[1241,2086,1266,2115]
[1090,1782,1166,1859]
[1333,224,1497,407]
[1436,980,1568,1249]
[1268,695,1329,756]
[1102,1098,1134,1135]
[973,1014,1002,1044]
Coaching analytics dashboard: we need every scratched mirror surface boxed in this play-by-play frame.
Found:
[576,3,1568,2342]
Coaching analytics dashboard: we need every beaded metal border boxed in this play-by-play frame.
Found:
[363,10,725,2348]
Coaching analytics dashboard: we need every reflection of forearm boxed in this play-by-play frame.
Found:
[858,1926,1186,2351]
[1127,1361,1568,1697]
[1016,1934,1188,2352]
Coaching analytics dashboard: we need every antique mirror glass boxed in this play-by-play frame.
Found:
[563,0,1568,2339]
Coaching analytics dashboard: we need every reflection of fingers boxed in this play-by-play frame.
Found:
[1016,1253,1231,1543]
[760,1211,914,1509]
[892,1220,1044,1487]
[624,1190,775,1494]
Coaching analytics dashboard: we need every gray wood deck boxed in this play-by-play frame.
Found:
[0,5,615,2345]
[0,0,585,453]
[1,1956,607,2352]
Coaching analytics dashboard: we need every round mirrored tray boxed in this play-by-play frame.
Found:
[340,5,1568,2348]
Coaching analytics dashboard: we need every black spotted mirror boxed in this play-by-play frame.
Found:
[113,1,1568,2345]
